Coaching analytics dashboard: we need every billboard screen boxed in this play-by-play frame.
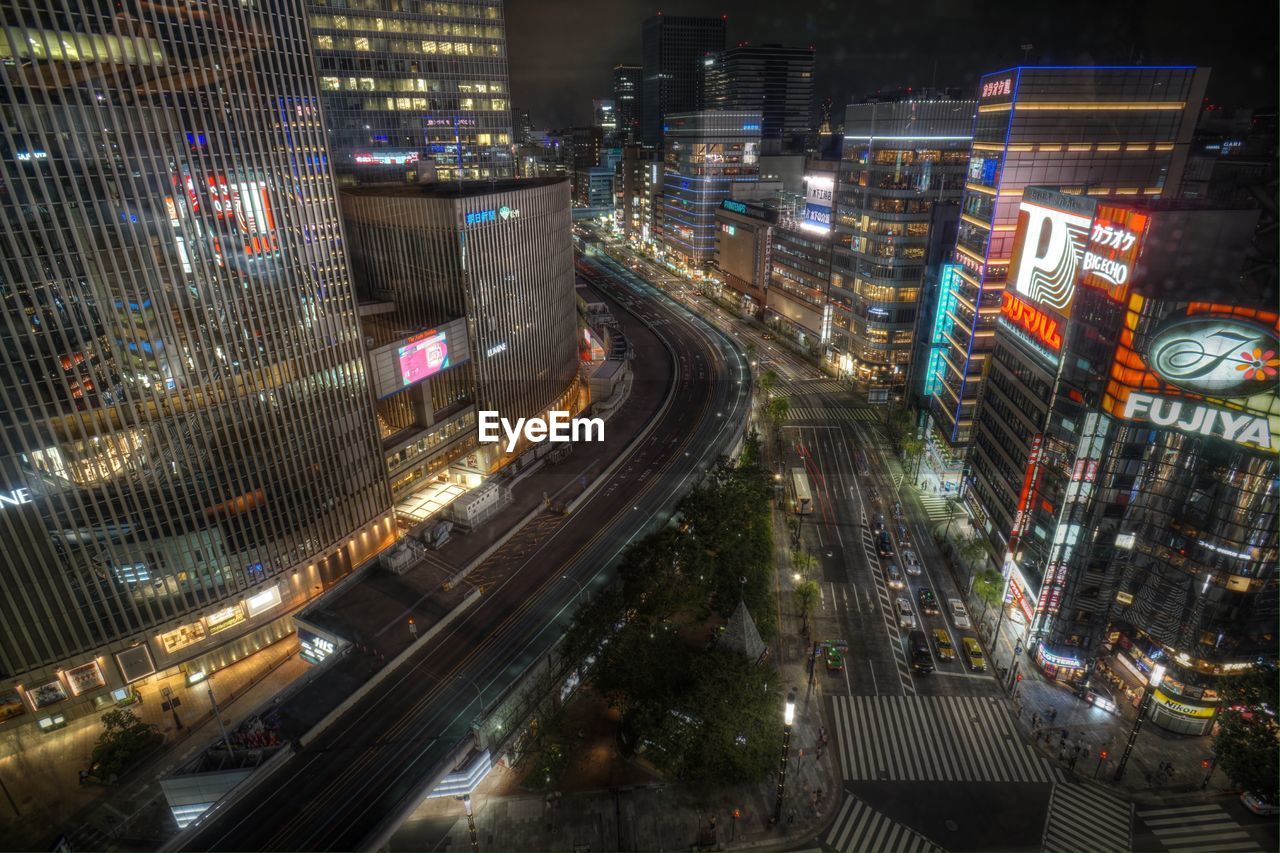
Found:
[803,175,833,232]
[398,330,450,387]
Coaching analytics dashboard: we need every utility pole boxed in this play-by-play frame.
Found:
[1114,664,1165,782]
[463,795,479,852]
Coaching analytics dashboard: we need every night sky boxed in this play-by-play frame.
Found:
[506,0,1278,129]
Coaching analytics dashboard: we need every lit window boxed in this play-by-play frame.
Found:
[354,37,370,51]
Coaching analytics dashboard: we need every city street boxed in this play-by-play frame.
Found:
[596,233,1130,853]
[173,245,753,851]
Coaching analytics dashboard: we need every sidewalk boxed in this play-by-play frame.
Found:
[897,456,1226,806]
[1,637,307,851]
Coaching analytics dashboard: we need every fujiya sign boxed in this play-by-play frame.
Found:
[1121,392,1272,450]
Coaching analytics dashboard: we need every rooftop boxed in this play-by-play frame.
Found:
[342,176,566,200]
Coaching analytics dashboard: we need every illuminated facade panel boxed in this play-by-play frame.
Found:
[0,0,393,721]
[930,65,1208,450]
[309,0,514,182]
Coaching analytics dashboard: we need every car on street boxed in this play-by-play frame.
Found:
[873,514,885,531]
[878,531,894,557]
[762,333,775,340]
[932,628,955,661]
[903,550,921,575]
[886,563,905,589]
[917,587,940,615]
[949,598,971,629]
[896,597,916,629]
[826,647,845,672]
[908,630,933,674]
[962,637,987,671]
[1241,791,1279,816]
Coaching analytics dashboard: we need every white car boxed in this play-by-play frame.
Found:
[903,551,922,576]
[949,598,971,630]
[1242,791,1279,816]
[896,597,916,630]
[886,564,906,590]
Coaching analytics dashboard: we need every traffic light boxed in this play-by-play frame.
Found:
[1100,750,1108,760]
[1201,758,1210,769]
[1016,673,1023,682]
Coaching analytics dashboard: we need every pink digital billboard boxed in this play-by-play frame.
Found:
[398,330,450,387]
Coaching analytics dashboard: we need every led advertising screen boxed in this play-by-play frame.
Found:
[398,330,450,387]
[803,175,833,232]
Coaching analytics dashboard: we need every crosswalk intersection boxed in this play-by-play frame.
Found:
[1136,803,1265,852]
[775,378,848,398]
[915,490,957,523]
[1042,779,1132,853]
[829,694,1056,783]
[825,793,943,853]
[787,405,882,424]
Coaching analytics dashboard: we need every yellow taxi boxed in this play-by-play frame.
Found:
[932,628,955,661]
[962,637,987,672]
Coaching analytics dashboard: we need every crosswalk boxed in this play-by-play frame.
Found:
[787,406,882,423]
[775,378,848,398]
[825,793,944,853]
[916,491,957,523]
[829,694,1057,783]
[1136,803,1265,852]
[1042,780,1132,853]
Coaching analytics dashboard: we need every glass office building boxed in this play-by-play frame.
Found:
[660,111,761,268]
[931,66,1207,474]
[968,190,1276,733]
[831,98,974,393]
[0,1,394,726]
[641,15,726,147]
[308,0,514,182]
[701,44,815,155]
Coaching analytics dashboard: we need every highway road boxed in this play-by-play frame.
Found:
[176,245,752,851]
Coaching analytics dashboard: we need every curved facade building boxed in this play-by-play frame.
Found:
[0,2,394,727]
[340,178,582,467]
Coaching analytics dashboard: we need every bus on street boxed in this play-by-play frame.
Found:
[790,467,813,515]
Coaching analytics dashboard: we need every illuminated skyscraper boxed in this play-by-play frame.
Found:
[701,44,815,154]
[966,190,1276,730]
[0,1,393,728]
[641,15,726,147]
[660,111,761,268]
[308,0,514,182]
[612,65,643,145]
[831,96,974,395]
[930,66,1207,477]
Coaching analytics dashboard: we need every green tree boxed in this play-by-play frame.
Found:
[765,397,790,433]
[972,568,1005,607]
[943,495,964,538]
[791,548,818,579]
[901,436,925,482]
[1213,667,1280,804]
[886,408,914,446]
[957,535,989,590]
[91,709,161,781]
[757,369,778,400]
[793,580,820,634]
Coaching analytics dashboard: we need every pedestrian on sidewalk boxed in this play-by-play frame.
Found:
[816,747,823,761]
[1048,707,1057,723]
[787,810,796,826]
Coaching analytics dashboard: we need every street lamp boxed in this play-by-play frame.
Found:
[462,794,479,852]
[562,574,589,604]
[1113,663,1165,782]
[771,690,797,825]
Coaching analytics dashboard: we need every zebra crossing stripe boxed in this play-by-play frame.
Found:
[1043,780,1131,853]
[1136,803,1263,853]
[826,794,943,853]
[832,696,1054,783]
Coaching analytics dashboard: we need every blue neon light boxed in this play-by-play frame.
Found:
[465,209,497,226]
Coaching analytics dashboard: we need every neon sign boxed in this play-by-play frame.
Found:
[1000,291,1063,351]
[1008,189,1093,316]
[981,78,1013,99]
[465,209,497,226]
[1081,205,1147,302]
[0,488,33,510]
[1120,392,1271,450]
